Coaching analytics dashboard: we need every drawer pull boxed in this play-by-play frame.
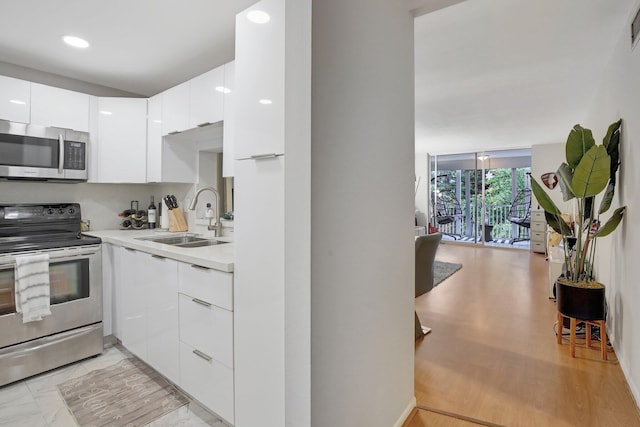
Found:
[168,130,181,135]
[190,264,210,271]
[192,297,212,308]
[193,349,212,362]
[197,121,213,127]
[125,248,136,252]
[250,153,277,160]
[151,254,166,259]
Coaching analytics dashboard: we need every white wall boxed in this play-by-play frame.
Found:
[584,0,640,407]
[0,61,143,97]
[531,143,573,214]
[311,0,416,426]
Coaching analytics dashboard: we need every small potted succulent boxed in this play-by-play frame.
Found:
[531,119,626,320]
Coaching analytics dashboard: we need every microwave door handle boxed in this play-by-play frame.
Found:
[58,134,64,174]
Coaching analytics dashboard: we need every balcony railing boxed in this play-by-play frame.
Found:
[435,203,530,242]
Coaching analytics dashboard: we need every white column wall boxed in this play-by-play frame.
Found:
[310,1,416,426]
[584,0,640,407]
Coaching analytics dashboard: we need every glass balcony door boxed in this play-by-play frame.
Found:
[429,149,531,249]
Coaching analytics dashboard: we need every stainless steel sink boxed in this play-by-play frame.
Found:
[136,234,228,248]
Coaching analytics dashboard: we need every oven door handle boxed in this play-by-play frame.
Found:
[0,245,101,266]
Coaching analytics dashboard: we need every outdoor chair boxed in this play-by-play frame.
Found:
[507,188,531,243]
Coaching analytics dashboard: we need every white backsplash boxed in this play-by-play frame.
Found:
[0,181,192,231]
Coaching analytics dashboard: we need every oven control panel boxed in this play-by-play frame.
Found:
[0,203,81,223]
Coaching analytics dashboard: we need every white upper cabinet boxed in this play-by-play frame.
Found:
[0,75,30,123]
[162,81,190,135]
[189,65,225,129]
[147,94,198,183]
[30,83,90,132]
[222,61,235,177]
[234,0,285,159]
[93,97,147,183]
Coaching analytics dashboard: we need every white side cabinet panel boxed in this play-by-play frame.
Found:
[189,65,224,128]
[234,155,285,426]
[145,254,180,384]
[234,0,285,159]
[146,94,163,182]
[162,82,189,135]
[94,97,147,183]
[0,76,30,123]
[30,83,90,131]
[101,243,114,337]
[222,61,235,177]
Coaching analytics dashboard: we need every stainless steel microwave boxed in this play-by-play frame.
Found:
[0,120,88,182]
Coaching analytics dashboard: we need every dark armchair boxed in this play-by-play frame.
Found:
[415,233,442,339]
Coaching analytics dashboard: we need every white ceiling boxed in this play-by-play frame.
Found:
[0,0,636,154]
[414,0,637,154]
[0,0,257,96]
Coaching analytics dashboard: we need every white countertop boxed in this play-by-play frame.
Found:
[84,229,234,272]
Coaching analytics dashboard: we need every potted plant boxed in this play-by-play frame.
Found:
[531,119,626,320]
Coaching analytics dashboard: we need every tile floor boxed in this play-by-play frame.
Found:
[0,344,227,427]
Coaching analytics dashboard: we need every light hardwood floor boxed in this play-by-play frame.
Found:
[409,243,640,427]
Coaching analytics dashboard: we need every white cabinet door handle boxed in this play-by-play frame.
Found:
[193,349,212,362]
[191,297,211,308]
[250,153,277,160]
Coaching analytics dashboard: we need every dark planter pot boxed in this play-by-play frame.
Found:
[556,279,606,320]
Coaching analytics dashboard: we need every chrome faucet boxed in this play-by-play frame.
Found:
[188,186,223,237]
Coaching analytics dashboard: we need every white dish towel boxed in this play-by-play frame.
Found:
[15,253,51,323]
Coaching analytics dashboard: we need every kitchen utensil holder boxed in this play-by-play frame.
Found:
[168,208,188,232]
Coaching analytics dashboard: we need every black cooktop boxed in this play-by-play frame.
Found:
[0,203,101,254]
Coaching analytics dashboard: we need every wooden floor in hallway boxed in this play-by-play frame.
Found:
[408,243,640,427]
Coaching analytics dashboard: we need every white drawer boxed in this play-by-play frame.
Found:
[531,241,546,254]
[178,262,233,310]
[179,293,233,368]
[531,221,546,232]
[531,210,545,220]
[531,231,546,242]
[180,342,234,424]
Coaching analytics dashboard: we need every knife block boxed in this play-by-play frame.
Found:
[168,208,188,232]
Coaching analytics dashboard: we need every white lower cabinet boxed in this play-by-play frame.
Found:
[145,254,180,384]
[179,342,234,423]
[178,262,234,424]
[118,247,148,360]
[178,294,233,368]
[109,244,234,424]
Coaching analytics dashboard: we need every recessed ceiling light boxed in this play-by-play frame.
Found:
[477,155,489,161]
[9,99,26,105]
[153,119,162,124]
[99,110,112,115]
[247,10,270,24]
[215,86,231,94]
[62,35,90,49]
[259,99,273,105]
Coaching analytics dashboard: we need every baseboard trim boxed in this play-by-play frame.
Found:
[612,337,640,413]
[393,396,417,427]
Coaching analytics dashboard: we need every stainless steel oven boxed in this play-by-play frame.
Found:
[0,203,102,386]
